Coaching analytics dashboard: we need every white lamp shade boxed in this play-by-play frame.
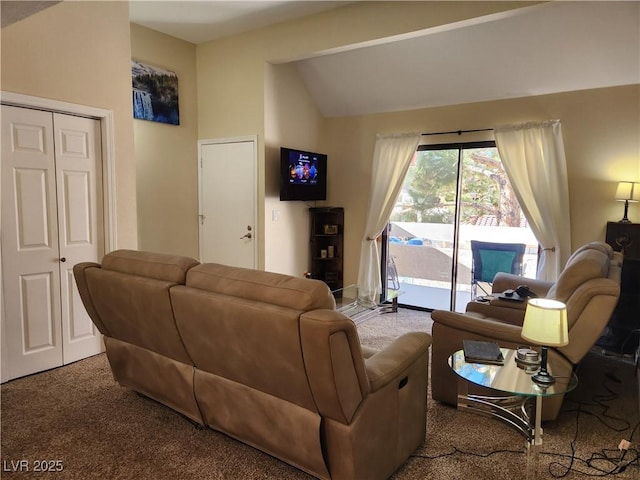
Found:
[521,298,569,347]
[615,181,640,202]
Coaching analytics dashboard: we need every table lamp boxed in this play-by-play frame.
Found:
[521,298,569,386]
[615,181,640,223]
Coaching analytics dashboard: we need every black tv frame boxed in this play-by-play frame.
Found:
[279,146,327,201]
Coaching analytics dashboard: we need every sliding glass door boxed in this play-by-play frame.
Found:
[386,141,537,311]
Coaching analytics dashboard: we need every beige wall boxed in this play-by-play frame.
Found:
[197,0,533,275]
[130,24,199,258]
[326,85,640,284]
[1,1,137,248]
[264,62,327,274]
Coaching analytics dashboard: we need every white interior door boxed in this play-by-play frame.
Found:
[1,105,104,381]
[53,113,104,364]
[1,106,63,379]
[199,137,257,268]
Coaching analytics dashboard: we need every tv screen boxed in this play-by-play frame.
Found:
[279,147,327,201]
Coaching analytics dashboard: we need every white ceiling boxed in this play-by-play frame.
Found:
[129,0,352,44]
[128,1,640,118]
[295,1,640,117]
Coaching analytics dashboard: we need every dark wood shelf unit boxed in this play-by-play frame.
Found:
[309,207,344,290]
[601,222,640,354]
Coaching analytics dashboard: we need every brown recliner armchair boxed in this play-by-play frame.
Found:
[431,241,623,421]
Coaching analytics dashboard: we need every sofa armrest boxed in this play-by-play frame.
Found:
[465,299,527,326]
[360,345,377,359]
[430,310,524,344]
[365,332,431,392]
[73,262,110,335]
[491,272,553,297]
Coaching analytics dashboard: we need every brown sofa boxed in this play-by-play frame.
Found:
[74,249,431,480]
[430,241,622,421]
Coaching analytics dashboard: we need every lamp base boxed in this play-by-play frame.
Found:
[619,200,631,223]
[532,371,556,386]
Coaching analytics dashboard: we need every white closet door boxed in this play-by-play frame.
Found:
[1,106,64,379]
[53,113,103,364]
[1,106,104,381]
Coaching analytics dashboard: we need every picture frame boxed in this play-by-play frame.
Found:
[131,60,180,125]
[323,224,338,235]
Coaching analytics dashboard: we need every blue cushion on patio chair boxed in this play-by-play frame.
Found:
[470,240,526,297]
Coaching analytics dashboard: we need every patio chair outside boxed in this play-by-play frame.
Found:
[470,240,526,298]
[387,255,400,290]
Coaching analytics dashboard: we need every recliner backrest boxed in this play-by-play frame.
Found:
[566,241,614,262]
[171,263,337,412]
[74,249,199,364]
[546,248,611,303]
[544,244,622,364]
[184,262,335,310]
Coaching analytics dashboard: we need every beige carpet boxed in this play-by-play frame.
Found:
[1,308,638,479]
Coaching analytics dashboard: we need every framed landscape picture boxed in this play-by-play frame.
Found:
[131,60,180,125]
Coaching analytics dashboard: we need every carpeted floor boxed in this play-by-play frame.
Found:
[1,308,638,479]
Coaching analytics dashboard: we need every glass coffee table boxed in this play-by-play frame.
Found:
[332,284,403,324]
[449,348,578,446]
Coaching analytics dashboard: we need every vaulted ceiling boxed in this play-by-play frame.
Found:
[293,1,640,117]
[4,1,638,118]
[128,1,640,117]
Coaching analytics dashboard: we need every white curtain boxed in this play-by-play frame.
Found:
[494,120,571,281]
[356,133,421,303]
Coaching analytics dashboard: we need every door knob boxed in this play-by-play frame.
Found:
[60,257,67,262]
[240,232,252,239]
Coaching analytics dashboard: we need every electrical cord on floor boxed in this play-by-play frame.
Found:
[411,446,526,460]
[561,373,632,433]
[543,414,639,477]
[411,366,639,477]
[541,367,640,477]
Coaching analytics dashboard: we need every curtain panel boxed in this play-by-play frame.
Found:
[356,133,421,303]
[494,120,571,281]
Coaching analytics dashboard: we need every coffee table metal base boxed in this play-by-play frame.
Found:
[457,392,543,446]
[448,348,577,448]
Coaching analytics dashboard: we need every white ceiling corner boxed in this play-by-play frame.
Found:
[129,1,353,44]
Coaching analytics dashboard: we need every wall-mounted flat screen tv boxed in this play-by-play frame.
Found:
[279,147,327,201]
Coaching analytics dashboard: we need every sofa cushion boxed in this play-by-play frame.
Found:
[85,268,195,365]
[171,286,318,411]
[102,249,199,284]
[567,241,613,261]
[186,263,335,311]
[546,249,609,302]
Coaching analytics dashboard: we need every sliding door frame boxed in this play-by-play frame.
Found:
[382,140,496,311]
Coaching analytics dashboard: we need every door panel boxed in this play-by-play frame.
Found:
[199,139,256,268]
[53,113,103,363]
[14,168,53,248]
[21,272,57,352]
[1,106,63,379]
[61,170,92,244]
[65,268,94,339]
